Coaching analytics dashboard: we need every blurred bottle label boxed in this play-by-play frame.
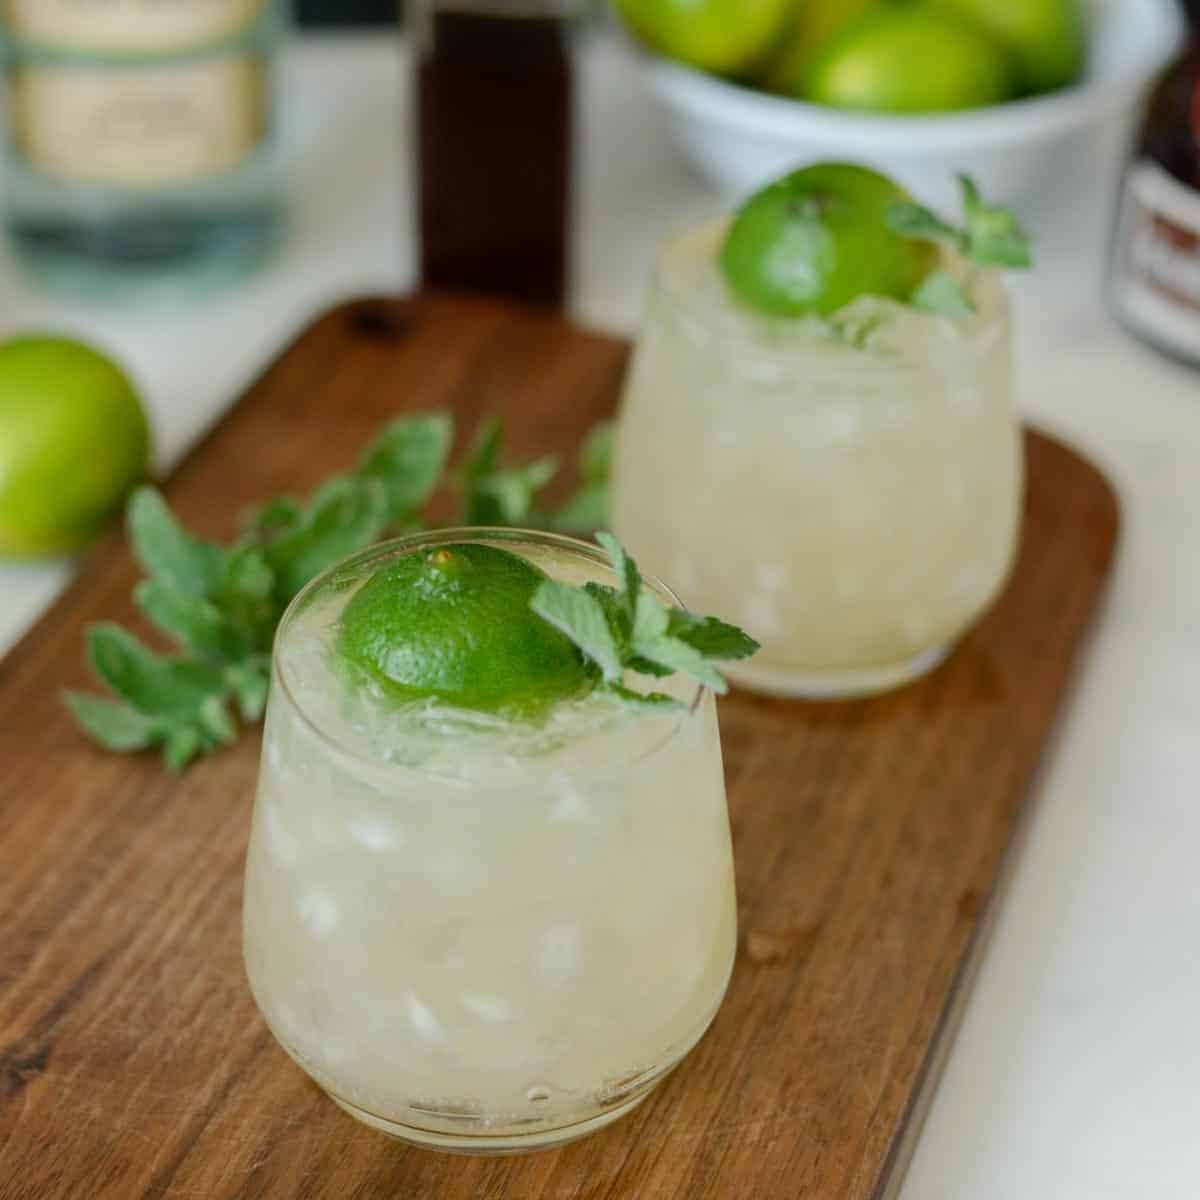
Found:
[1112,161,1200,360]
[4,0,267,52]
[10,57,266,186]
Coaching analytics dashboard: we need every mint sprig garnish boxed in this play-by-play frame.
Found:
[530,531,758,707]
[65,411,612,771]
[461,416,559,527]
[910,271,976,319]
[551,422,612,532]
[886,173,1032,317]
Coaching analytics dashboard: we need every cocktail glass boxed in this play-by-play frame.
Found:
[243,528,736,1153]
[611,220,1022,699]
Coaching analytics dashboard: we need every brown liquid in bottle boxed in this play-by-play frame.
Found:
[1109,1,1200,364]
[417,7,571,308]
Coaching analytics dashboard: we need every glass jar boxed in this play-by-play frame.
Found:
[0,0,286,301]
[611,221,1023,699]
[243,528,737,1153]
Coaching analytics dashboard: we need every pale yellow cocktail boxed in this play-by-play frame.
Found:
[243,530,737,1153]
[612,220,1022,698]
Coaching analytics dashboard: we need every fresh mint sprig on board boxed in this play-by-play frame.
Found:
[531,532,759,709]
[65,412,613,771]
[886,173,1032,317]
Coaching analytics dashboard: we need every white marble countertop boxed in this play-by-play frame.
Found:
[2,31,1198,1200]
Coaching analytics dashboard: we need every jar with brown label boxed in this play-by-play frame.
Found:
[0,0,286,301]
[1109,2,1200,365]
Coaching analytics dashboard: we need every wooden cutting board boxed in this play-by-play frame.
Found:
[0,294,1118,1200]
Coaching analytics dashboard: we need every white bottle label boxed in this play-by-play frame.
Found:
[3,0,267,53]
[10,57,267,187]
[1112,159,1200,360]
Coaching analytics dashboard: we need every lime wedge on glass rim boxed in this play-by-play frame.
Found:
[718,162,938,317]
[337,542,595,716]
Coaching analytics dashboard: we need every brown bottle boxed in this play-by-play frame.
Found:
[1109,1,1200,363]
[415,0,573,308]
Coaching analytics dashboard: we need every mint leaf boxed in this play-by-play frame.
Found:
[135,580,252,664]
[891,176,1031,316]
[529,534,756,703]
[530,580,623,683]
[461,417,559,526]
[242,496,302,544]
[467,457,558,526]
[225,658,270,722]
[554,422,612,532]
[198,694,237,745]
[164,725,204,773]
[627,591,675,678]
[553,484,607,532]
[218,546,277,637]
[886,201,964,250]
[889,177,1032,270]
[595,531,640,626]
[633,634,728,694]
[82,623,235,769]
[579,421,613,482]
[223,546,274,601]
[583,581,633,650]
[667,611,759,661]
[87,625,226,720]
[463,416,503,485]
[911,271,975,318]
[958,174,1032,268]
[357,412,453,520]
[128,487,224,599]
[632,588,669,646]
[63,692,165,751]
[266,476,390,600]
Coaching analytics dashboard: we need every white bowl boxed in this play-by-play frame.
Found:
[646,0,1183,209]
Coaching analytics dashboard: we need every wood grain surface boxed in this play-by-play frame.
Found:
[0,295,1119,1200]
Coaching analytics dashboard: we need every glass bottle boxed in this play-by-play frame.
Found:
[414,0,575,308]
[0,1,286,302]
[1109,0,1200,364]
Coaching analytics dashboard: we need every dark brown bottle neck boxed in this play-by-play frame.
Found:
[421,10,568,66]
[412,0,575,61]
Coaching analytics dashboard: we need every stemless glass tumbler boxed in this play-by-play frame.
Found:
[612,221,1023,699]
[243,529,737,1153]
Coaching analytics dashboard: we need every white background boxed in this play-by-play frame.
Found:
[1,33,1198,1199]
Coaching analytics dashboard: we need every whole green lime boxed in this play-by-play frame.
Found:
[933,0,1085,94]
[613,0,794,76]
[719,162,938,317]
[760,0,881,96]
[337,543,595,715]
[804,6,1017,113]
[0,336,150,559]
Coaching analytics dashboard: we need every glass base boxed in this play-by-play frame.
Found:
[6,205,282,305]
[2,143,284,305]
[326,1076,664,1155]
[724,643,952,700]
